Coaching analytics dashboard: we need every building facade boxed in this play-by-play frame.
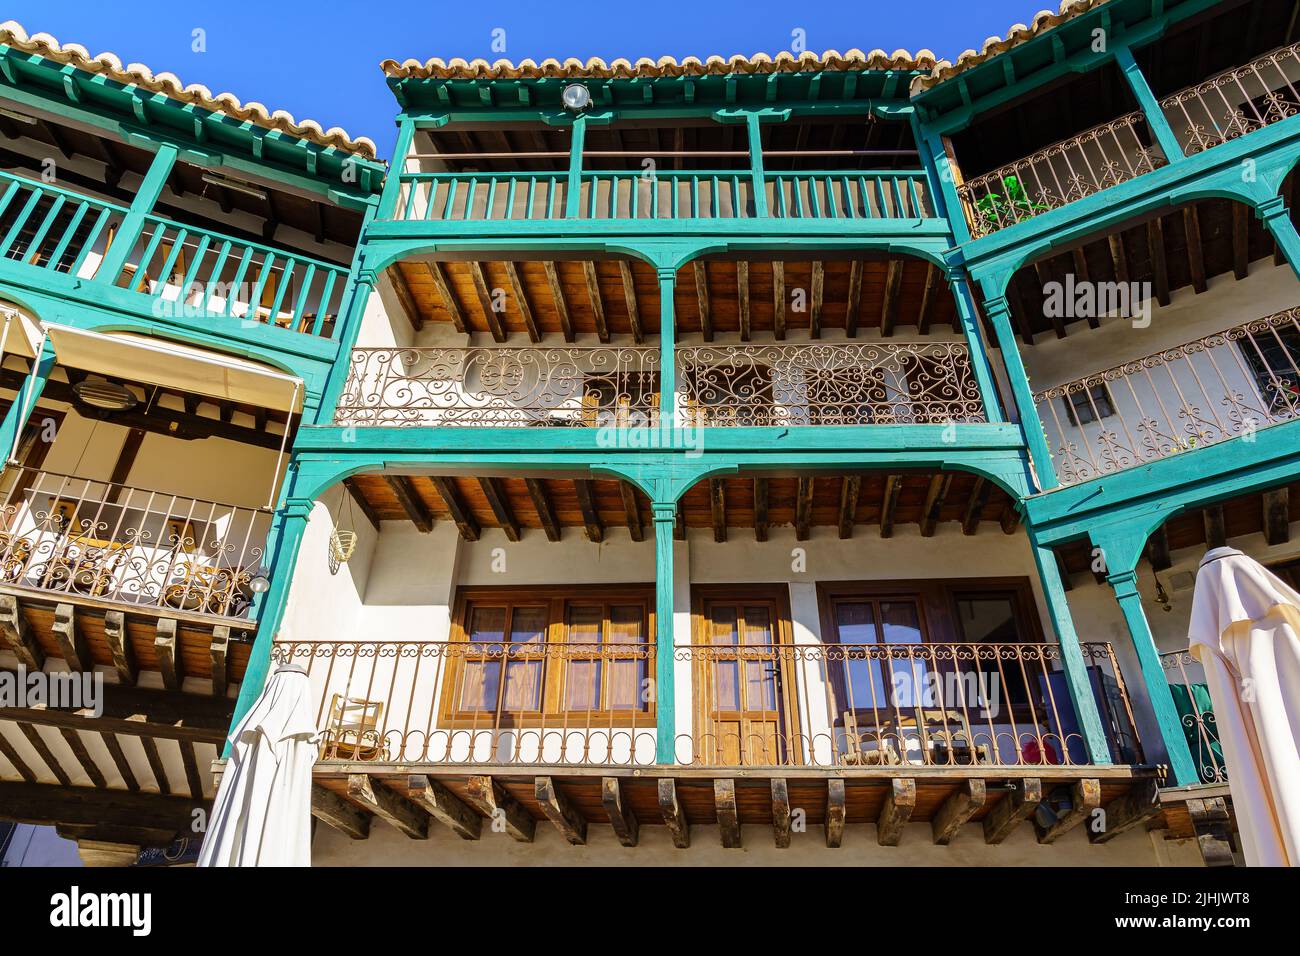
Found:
[3,0,1299,864]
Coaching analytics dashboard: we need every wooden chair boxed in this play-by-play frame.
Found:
[44,535,127,597]
[163,562,247,616]
[320,694,388,761]
[838,711,902,766]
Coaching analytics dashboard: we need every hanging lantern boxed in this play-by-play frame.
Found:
[327,486,358,575]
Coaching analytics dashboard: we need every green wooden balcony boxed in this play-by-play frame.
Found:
[0,168,351,342]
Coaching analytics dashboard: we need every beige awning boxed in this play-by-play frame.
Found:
[0,307,44,360]
[43,324,304,413]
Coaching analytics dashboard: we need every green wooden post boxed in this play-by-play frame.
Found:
[745,112,770,218]
[657,266,677,429]
[980,290,1059,490]
[948,268,1005,423]
[1114,45,1185,163]
[97,143,178,281]
[0,339,55,467]
[652,499,677,764]
[1026,529,1113,765]
[1105,567,1199,785]
[1258,195,1300,280]
[377,119,417,220]
[564,115,588,219]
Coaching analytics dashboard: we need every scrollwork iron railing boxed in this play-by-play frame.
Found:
[1160,647,1227,784]
[0,467,270,618]
[1160,41,1300,156]
[1034,307,1300,485]
[676,341,986,426]
[335,346,662,427]
[956,111,1167,238]
[276,638,1140,769]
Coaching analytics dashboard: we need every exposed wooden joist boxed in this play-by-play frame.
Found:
[140,734,170,794]
[916,262,940,335]
[51,603,88,674]
[343,478,382,533]
[919,474,952,538]
[504,261,541,342]
[0,593,43,670]
[347,773,429,839]
[1035,778,1101,844]
[620,482,644,542]
[468,261,507,342]
[100,731,139,792]
[790,476,813,541]
[1089,777,1159,844]
[312,783,371,839]
[1264,488,1291,545]
[1055,550,1075,592]
[525,478,561,543]
[430,477,479,540]
[877,777,916,846]
[617,260,644,343]
[102,610,135,686]
[58,727,107,789]
[1232,203,1250,280]
[543,261,575,342]
[1108,232,1131,286]
[574,479,604,543]
[582,261,609,343]
[932,779,986,845]
[407,774,481,840]
[961,477,991,536]
[1184,206,1207,294]
[155,619,179,692]
[1001,507,1021,535]
[1147,216,1171,307]
[880,259,904,337]
[386,475,435,534]
[844,259,863,338]
[825,778,846,848]
[0,731,36,782]
[478,477,521,542]
[0,781,204,834]
[658,778,690,848]
[19,723,71,785]
[753,477,770,543]
[771,778,792,849]
[879,475,901,539]
[1071,248,1100,329]
[693,260,713,341]
[1203,504,1227,550]
[179,740,204,800]
[837,475,860,540]
[1187,795,1236,866]
[709,478,727,543]
[1035,262,1068,339]
[389,267,424,332]
[602,776,639,847]
[714,778,741,848]
[809,260,824,338]
[465,774,535,842]
[736,260,751,341]
[425,261,468,334]
[772,261,786,340]
[983,777,1042,844]
[1145,524,1172,573]
[536,776,587,845]
[210,626,230,699]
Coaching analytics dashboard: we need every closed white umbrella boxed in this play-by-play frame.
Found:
[1188,547,1300,866]
[199,665,319,867]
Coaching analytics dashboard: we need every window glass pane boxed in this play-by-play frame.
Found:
[461,606,506,710]
[503,606,547,710]
[566,605,604,711]
[834,601,885,713]
[955,595,1029,709]
[607,605,646,710]
[710,605,741,710]
[742,606,777,710]
[880,601,925,708]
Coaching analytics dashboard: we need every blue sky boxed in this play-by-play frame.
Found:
[7,0,1042,155]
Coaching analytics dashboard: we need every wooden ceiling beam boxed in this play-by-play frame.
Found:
[693,260,713,342]
[880,259,903,337]
[386,475,435,534]
[916,262,940,335]
[211,626,230,700]
[388,267,424,332]
[880,475,901,539]
[154,619,179,692]
[347,773,429,840]
[1071,248,1100,329]
[1145,524,1172,572]
[574,479,604,543]
[753,477,769,542]
[504,261,541,343]
[525,478,561,542]
[1264,488,1291,546]
[1035,262,1067,338]
[343,478,382,533]
[810,260,824,338]
[961,477,991,536]
[796,476,815,541]
[709,478,727,543]
[478,477,521,542]
[617,260,644,343]
[1147,216,1171,307]
[620,482,645,542]
[837,476,860,540]
[919,474,952,538]
[582,261,610,343]
[468,261,507,342]
[844,259,863,338]
[1203,503,1227,549]
[1055,550,1074,592]
[543,261,575,342]
[103,610,135,686]
[20,723,73,785]
[1232,203,1250,281]
[1184,206,1207,294]
[772,261,786,340]
[51,602,88,674]
[425,262,468,334]
[429,477,478,540]
[1108,232,1131,286]
[736,260,751,342]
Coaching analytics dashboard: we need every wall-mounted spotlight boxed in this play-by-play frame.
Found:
[561,83,592,112]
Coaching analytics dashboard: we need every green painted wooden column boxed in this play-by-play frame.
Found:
[564,115,588,219]
[1104,567,1199,786]
[657,265,677,428]
[1026,529,1113,765]
[377,119,417,219]
[1258,195,1300,281]
[1114,45,1185,163]
[948,268,1005,424]
[652,500,677,765]
[745,112,770,218]
[224,495,314,753]
[97,143,178,281]
[0,338,55,467]
[980,291,1059,490]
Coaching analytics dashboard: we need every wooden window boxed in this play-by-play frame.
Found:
[444,585,654,725]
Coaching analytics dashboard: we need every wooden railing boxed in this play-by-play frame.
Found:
[276,639,1142,769]
[1034,307,1300,485]
[677,341,986,426]
[0,170,128,278]
[0,467,270,619]
[387,169,934,222]
[1160,647,1227,784]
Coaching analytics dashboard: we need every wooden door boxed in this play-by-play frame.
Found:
[700,598,791,766]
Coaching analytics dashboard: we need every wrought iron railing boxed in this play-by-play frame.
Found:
[1160,40,1300,156]
[766,170,932,219]
[106,215,349,338]
[276,639,1141,769]
[0,467,270,618]
[677,342,986,426]
[334,346,662,427]
[0,170,128,278]
[1160,647,1227,784]
[956,112,1167,238]
[1034,307,1300,485]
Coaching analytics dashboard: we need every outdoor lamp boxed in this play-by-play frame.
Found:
[248,573,271,594]
[561,83,591,111]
